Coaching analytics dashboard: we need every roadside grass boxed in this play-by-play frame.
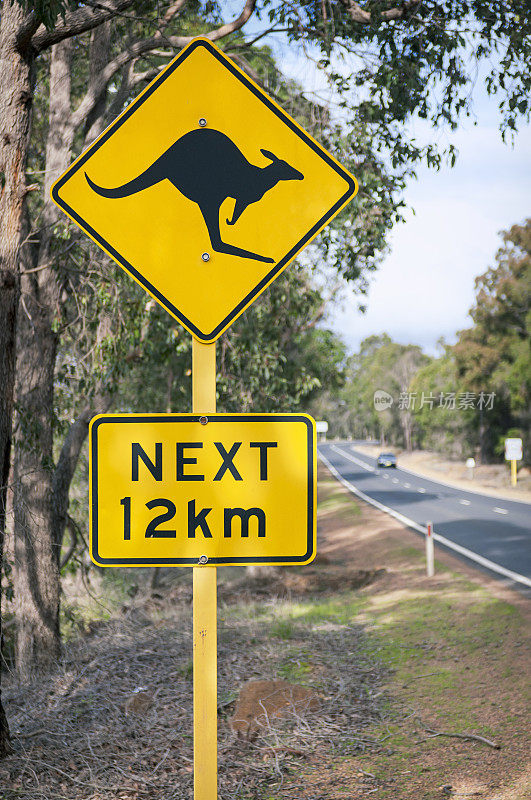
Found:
[35,469,530,800]
[264,471,530,799]
[60,565,151,641]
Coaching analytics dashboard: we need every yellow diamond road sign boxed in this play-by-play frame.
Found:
[90,414,316,566]
[51,37,358,341]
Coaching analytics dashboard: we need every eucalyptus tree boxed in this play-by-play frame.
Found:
[9,1,354,692]
[453,219,531,461]
[0,0,269,751]
[0,0,138,755]
[1,0,530,754]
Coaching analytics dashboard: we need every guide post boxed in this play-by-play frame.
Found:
[426,521,434,578]
[504,438,522,487]
[192,339,217,798]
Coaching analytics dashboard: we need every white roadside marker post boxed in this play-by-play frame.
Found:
[426,521,435,577]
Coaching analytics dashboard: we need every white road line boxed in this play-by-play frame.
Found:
[381,457,531,506]
[319,451,531,590]
[493,507,509,515]
[383,474,389,479]
[392,478,399,484]
[418,488,426,493]
[330,444,376,473]
[459,499,471,506]
[404,482,411,488]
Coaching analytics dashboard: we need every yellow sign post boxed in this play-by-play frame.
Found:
[51,36,357,342]
[54,34,356,800]
[89,364,316,799]
[192,341,217,800]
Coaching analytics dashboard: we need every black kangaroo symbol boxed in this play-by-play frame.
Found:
[85,128,304,264]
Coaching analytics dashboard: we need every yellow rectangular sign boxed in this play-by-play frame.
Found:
[90,414,316,566]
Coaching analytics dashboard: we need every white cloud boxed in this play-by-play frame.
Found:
[329,118,530,356]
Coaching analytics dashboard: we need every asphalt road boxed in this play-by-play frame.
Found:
[319,441,531,592]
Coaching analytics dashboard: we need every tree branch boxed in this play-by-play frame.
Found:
[31,0,135,53]
[418,724,501,750]
[195,0,258,42]
[161,0,189,26]
[69,0,258,130]
[59,516,78,570]
[340,0,420,24]
[51,394,111,557]
[142,0,259,49]
[15,12,41,53]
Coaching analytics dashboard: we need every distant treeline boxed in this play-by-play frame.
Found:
[310,220,530,464]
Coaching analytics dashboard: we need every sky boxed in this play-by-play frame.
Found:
[257,35,531,357]
[330,118,530,355]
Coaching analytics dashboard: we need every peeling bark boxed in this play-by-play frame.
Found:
[13,39,74,679]
[0,0,35,753]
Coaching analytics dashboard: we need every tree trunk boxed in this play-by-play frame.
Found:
[401,411,413,452]
[83,22,111,144]
[52,395,111,556]
[13,318,61,675]
[478,405,486,465]
[0,0,36,752]
[13,39,74,678]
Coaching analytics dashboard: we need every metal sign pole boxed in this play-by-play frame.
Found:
[192,338,217,799]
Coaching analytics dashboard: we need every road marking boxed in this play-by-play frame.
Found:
[318,451,531,590]
[459,499,471,506]
[382,457,531,506]
[330,445,376,473]
[493,507,509,515]
[383,474,389,479]
[404,482,411,488]
[418,488,426,493]
[392,478,399,484]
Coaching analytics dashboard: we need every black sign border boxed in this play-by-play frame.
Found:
[52,38,357,342]
[90,414,315,566]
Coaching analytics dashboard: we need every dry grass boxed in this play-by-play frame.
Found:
[1,565,388,799]
[1,464,529,800]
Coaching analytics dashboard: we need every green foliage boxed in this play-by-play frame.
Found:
[453,219,531,460]
[271,619,296,640]
[312,334,429,447]
[410,348,474,458]
[217,266,347,413]
[273,0,530,135]
[116,263,346,415]
[314,220,530,462]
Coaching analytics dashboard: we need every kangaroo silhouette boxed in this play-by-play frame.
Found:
[85,128,304,264]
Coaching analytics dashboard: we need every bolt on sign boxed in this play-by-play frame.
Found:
[90,414,316,566]
[50,37,358,342]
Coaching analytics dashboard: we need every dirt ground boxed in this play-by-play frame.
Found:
[352,443,531,502]
[276,464,530,800]
[0,463,529,799]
